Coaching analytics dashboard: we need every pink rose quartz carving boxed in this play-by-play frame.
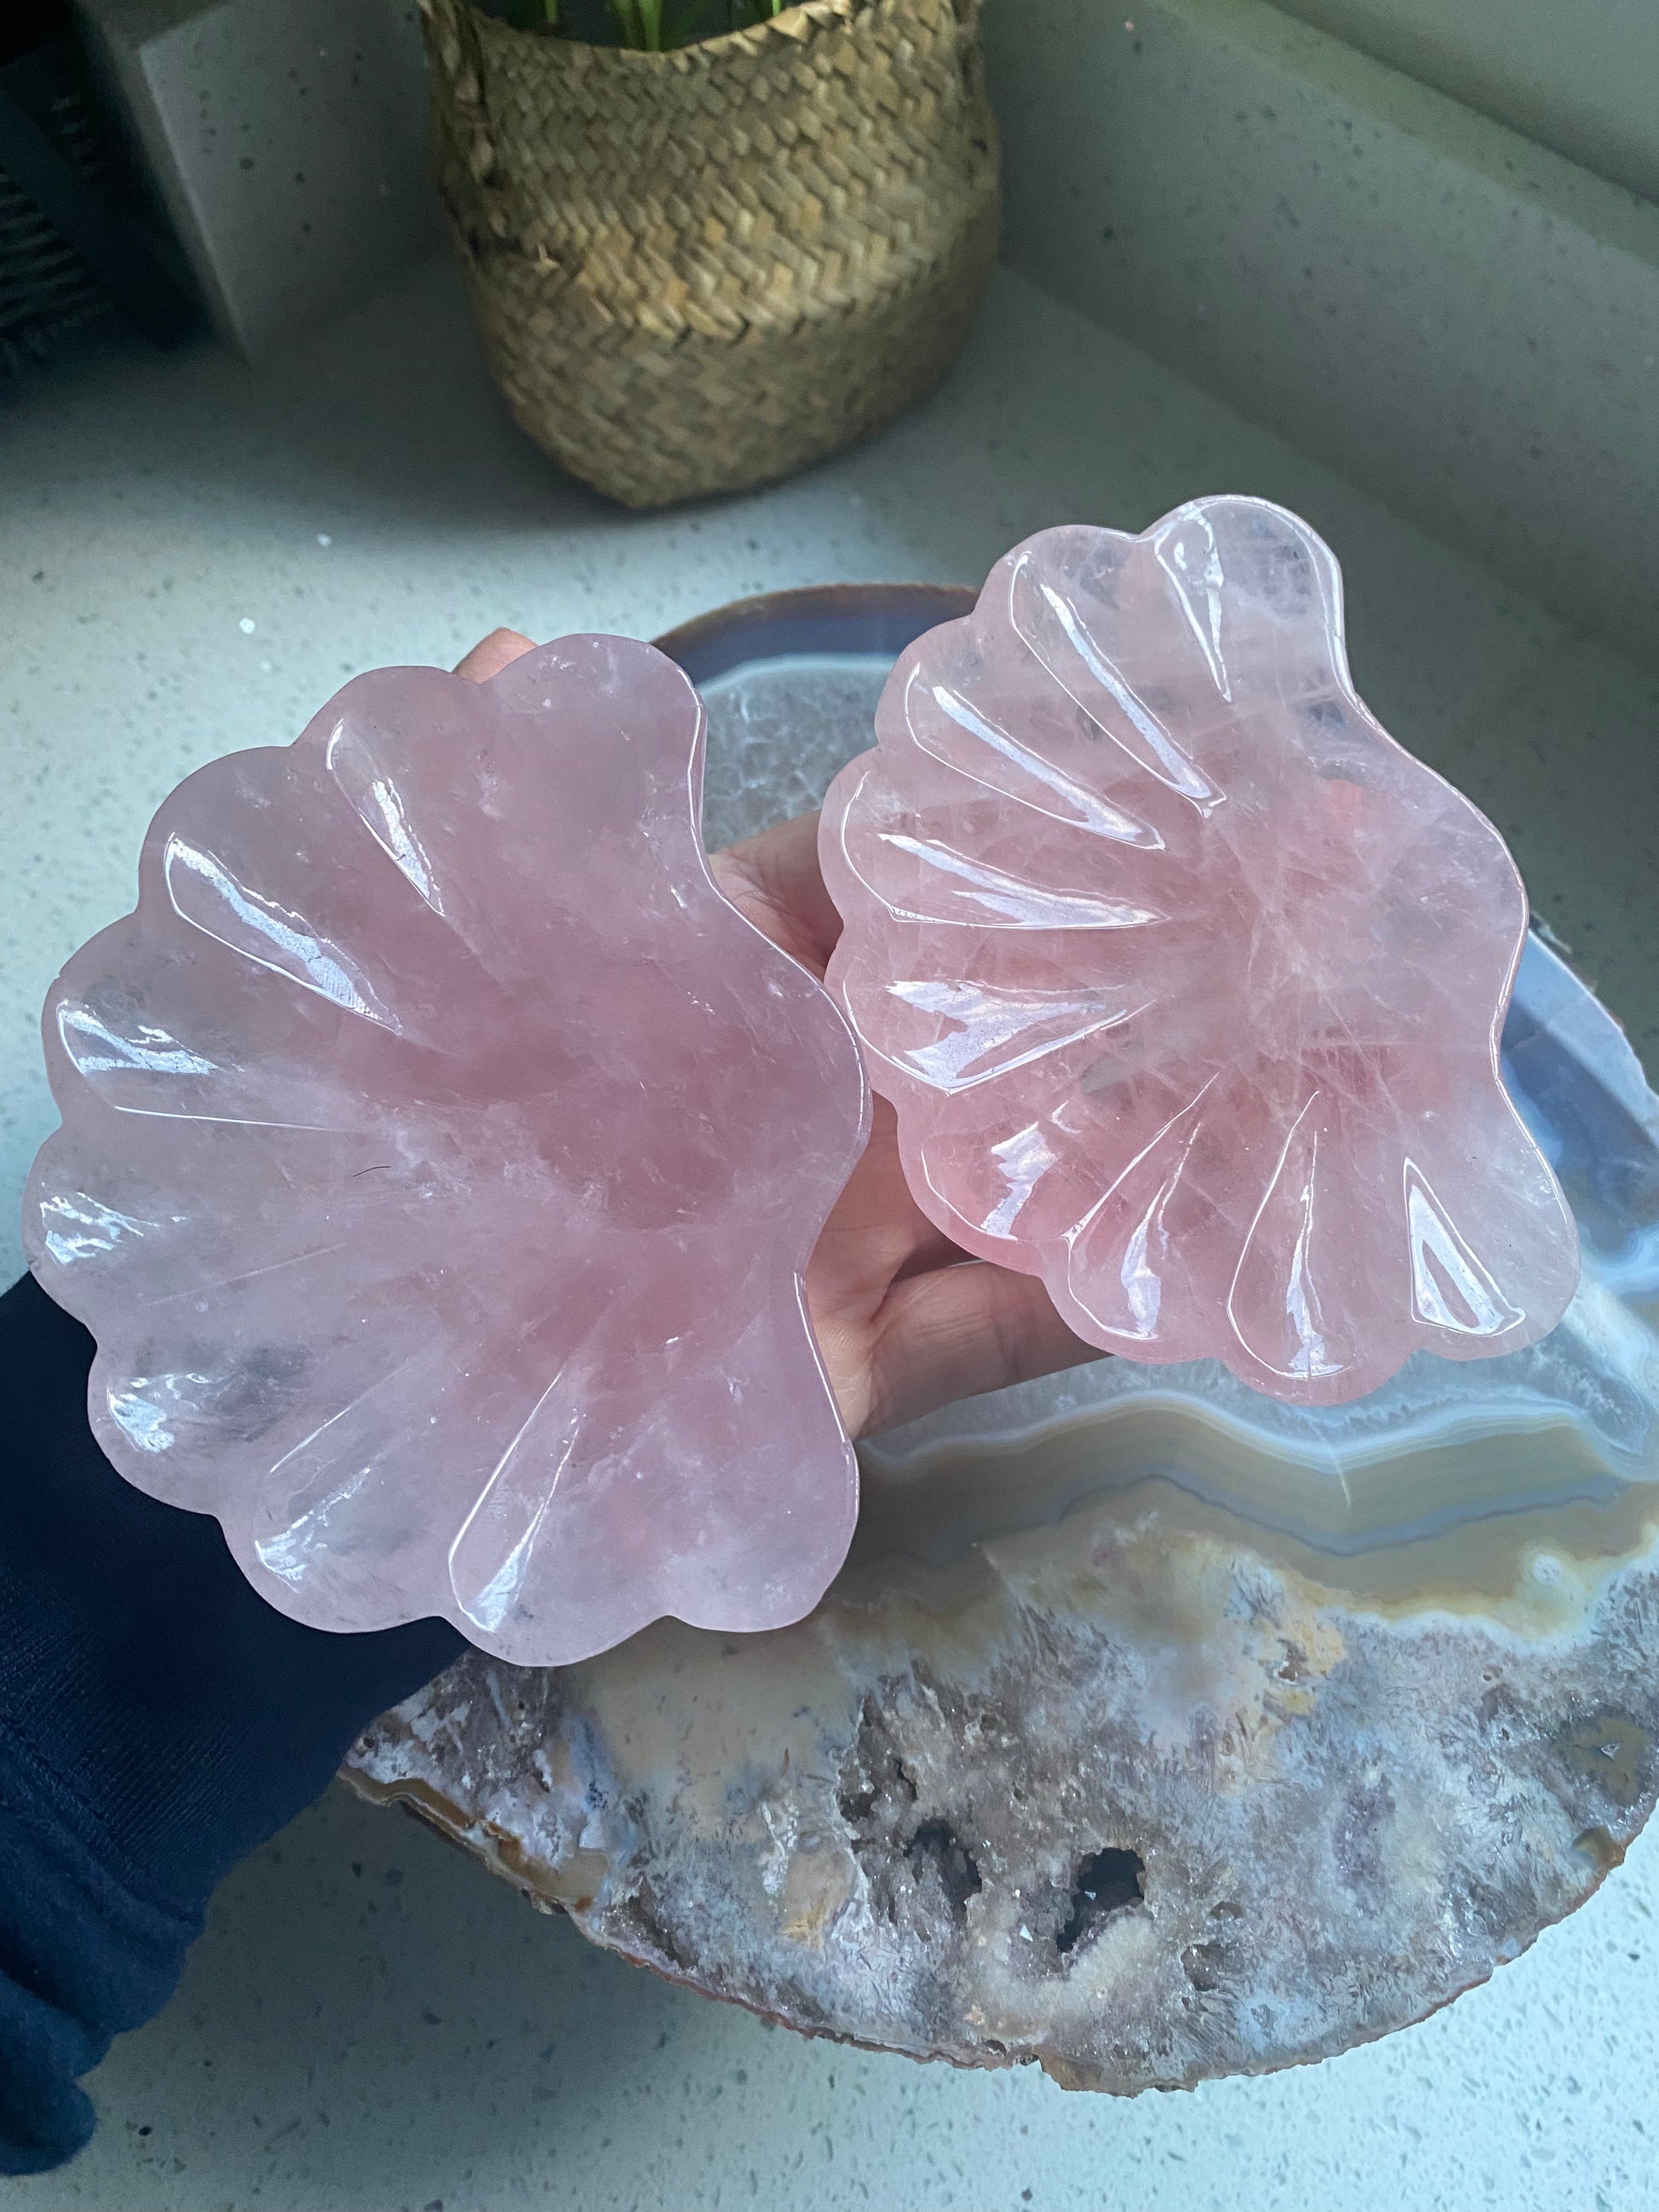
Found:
[819,499,1580,1406]
[24,638,870,1664]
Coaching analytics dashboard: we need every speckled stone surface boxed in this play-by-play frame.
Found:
[4,257,1659,2209]
[79,0,437,360]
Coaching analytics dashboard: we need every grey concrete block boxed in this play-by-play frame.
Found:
[77,0,441,361]
[986,0,1659,662]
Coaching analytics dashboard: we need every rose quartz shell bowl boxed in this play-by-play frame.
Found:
[24,636,868,1666]
[821,497,1579,1406]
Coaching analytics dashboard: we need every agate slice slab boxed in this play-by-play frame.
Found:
[349,602,1658,2095]
[819,500,1580,1404]
[23,635,869,1665]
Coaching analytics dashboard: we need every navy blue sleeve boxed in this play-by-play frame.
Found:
[0,1273,465,2173]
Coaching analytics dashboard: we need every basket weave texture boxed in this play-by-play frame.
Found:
[421,0,1000,507]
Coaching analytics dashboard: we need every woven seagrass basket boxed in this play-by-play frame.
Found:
[420,0,1000,507]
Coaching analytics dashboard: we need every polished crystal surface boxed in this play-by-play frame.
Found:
[819,498,1581,1404]
[23,637,870,1663]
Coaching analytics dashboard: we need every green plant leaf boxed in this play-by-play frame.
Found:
[611,0,669,45]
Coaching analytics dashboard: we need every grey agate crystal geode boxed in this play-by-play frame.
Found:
[345,641,1659,2092]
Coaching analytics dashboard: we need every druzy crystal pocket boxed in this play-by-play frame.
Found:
[25,637,869,1663]
[819,498,1580,1405]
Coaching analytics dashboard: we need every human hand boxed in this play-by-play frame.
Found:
[457,627,1106,1438]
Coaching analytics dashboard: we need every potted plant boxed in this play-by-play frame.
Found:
[421,0,999,505]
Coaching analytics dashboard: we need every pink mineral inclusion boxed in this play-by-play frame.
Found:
[25,638,870,1663]
[820,498,1580,1406]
